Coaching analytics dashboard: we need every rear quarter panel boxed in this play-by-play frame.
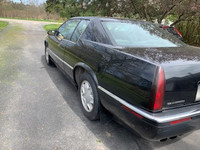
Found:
[81,40,157,110]
[96,47,157,110]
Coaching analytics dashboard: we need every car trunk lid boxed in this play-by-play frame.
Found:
[162,62,200,109]
[119,45,200,110]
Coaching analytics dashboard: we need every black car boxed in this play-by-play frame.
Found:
[44,17,200,141]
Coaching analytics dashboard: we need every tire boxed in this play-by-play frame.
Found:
[78,72,100,120]
[45,47,53,66]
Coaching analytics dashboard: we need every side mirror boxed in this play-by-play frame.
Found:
[47,30,55,35]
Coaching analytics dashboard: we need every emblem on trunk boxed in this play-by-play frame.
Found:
[167,100,185,105]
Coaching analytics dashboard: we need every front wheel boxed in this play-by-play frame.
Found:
[78,72,100,120]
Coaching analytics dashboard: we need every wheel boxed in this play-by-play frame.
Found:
[45,47,53,66]
[78,72,100,120]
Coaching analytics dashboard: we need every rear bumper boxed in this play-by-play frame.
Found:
[98,86,200,141]
[120,107,200,141]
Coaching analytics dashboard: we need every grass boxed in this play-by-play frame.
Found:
[0,17,63,23]
[43,24,60,31]
[0,21,8,31]
[0,24,23,88]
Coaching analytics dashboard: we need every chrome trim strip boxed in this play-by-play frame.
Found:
[98,86,200,123]
[48,48,73,70]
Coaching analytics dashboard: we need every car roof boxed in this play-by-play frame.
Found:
[71,16,146,23]
[71,16,122,21]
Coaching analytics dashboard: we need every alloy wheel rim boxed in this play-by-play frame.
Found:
[80,80,94,112]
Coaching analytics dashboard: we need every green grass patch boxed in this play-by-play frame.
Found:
[0,17,64,23]
[43,24,60,31]
[0,21,8,31]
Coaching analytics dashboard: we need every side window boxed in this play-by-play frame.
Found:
[81,21,97,42]
[58,20,80,40]
[71,20,90,42]
[81,20,112,45]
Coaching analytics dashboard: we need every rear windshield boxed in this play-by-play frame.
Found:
[102,21,184,48]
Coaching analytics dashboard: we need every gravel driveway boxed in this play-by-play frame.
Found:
[0,18,200,150]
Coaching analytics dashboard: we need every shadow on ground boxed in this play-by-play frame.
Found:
[41,55,183,150]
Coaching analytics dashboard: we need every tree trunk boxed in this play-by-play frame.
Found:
[144,5,152,22]
[170,19,183,26]
[158,5,176,24]
[129,0,141,19]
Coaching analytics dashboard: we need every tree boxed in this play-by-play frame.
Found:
[123,0,200,25]
[45,0,200,25]
[170,0,200,26]
[45,0,87,18]
[0,0,59,20]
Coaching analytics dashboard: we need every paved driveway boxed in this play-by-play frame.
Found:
[0,18,199,150]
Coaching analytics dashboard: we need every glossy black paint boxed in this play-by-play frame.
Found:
[48,31,64,68]
[45,17,200,140]
[99,90,200,140]
[122,46,200,109]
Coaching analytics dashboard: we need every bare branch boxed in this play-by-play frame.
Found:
[170,13,184,26]
[158,4,176,23]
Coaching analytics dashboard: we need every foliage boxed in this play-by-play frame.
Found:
[2,0,198,46]
[176,18,200,46]
[45,0,200,46]
[46,0,91,18]
[45,0,200,25]
[43,24,60,31]
[0,0,59,20]
[0,21,8,31]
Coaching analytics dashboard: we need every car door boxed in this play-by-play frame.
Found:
[48,20,80,70]
[47,22,67,69]
[61,20,90,79]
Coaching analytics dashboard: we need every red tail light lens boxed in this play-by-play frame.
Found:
[174,27,183,37]
[170,117,191,125]
[161,26,169,29]
[150,67,165,110]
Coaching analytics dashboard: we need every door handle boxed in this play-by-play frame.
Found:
[56,33,64,41]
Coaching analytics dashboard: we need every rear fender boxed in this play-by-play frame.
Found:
[73,62,98,87]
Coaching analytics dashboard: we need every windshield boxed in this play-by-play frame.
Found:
[102,21,184,48]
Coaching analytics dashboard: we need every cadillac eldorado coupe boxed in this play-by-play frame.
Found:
[44,17,200,141]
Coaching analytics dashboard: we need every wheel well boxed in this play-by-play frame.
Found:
[73,66,98,88]
[74,65,107,117]
[74,67,85,87]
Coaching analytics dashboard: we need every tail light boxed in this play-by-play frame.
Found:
[174,27,183,37]
[161,26,169,29]
[149,66,165,111]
